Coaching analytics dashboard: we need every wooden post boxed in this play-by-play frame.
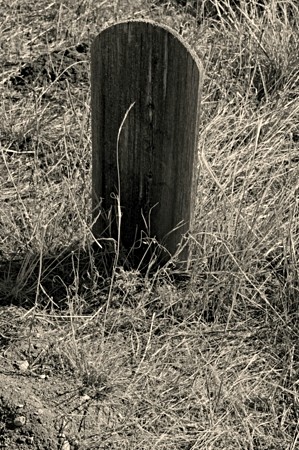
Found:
[91,19,202,268]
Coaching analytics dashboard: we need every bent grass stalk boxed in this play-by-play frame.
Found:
[90,102,136,323]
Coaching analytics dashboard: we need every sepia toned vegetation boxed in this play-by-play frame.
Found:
[0,0,298,448]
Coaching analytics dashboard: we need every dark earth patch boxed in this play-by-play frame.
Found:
[8,43,89,90]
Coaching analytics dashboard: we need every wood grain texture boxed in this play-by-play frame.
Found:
[91,19,202,265]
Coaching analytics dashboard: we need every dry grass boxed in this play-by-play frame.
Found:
[0,0,299,449]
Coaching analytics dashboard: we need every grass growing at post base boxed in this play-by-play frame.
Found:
[0,0,298,449]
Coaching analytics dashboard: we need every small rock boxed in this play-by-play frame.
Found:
[15,360,29,372]
[14,415,26,427]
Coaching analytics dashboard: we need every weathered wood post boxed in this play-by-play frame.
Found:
[91,19,202,268]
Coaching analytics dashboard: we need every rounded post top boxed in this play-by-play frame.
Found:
[93,18,204,76]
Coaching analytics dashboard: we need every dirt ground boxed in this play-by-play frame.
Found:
[0,306,105,450]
